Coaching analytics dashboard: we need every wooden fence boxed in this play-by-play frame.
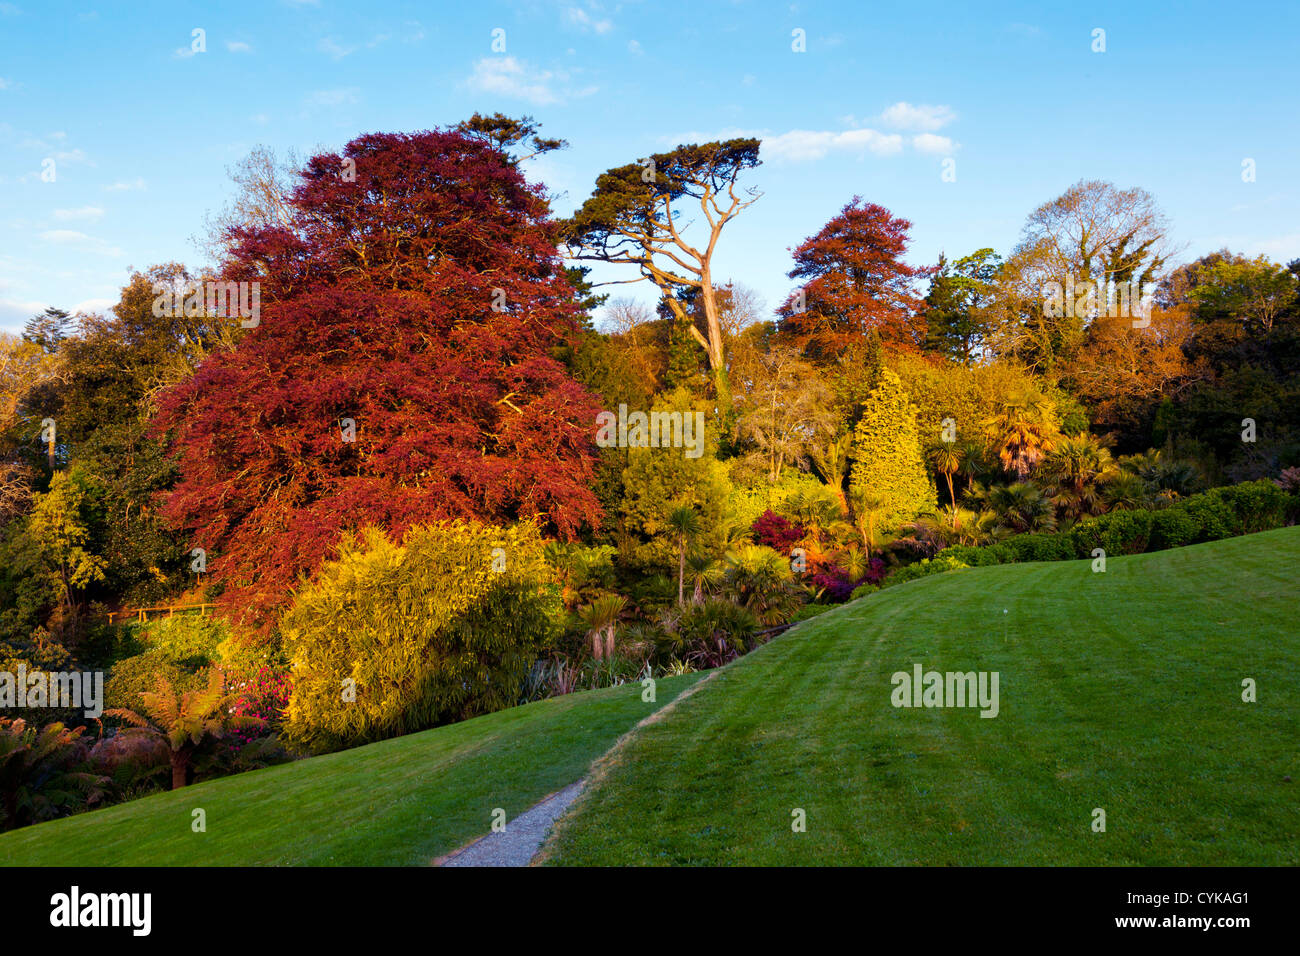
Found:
[106,603,217,625]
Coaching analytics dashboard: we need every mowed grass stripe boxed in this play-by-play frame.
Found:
[544,528,1300,865]
[0,675,700,866]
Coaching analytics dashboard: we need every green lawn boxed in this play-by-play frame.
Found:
[0,675,698,866]
[543,528,1300,865]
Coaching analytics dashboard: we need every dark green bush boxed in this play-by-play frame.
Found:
[880,554,972,590]
[673,599,758,656]
[932,479,1294,573]
[1071,509,1154,557]
[104,653,206,713]
[1211,480,1291,534]
[999,532,1076,562]
[1177,492,1235,543]
[1149,507,1202,551]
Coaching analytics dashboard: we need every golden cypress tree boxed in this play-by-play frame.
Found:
[849,368,935,528]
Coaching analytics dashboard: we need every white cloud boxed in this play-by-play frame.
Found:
[912,133,956,154]
[40,229,90,243]
[227,41,253,54]
[0,78,12,90]
[1244,233,1300,260]
[304,87,360,108]
[53,206,104,222]
[38,230,123,256]
[878,102,956,131]
[663,124,949,163]
[464,57,597,106]
[564,6,613,34]
[105,177,146,191]
[763,128,903,162]
[69,297,114,316]
[318,37,354,60]
[627,39,642,55]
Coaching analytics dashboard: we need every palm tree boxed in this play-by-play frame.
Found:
[809,430,853,515]
[106,669,262,790]
[1101,471,1149,511]
[1042,433,1117,522]
[579,594,627,661]
[685,553,725,605]
[926,441,964,526]
[784,487,843,549]
[983,391,1059,481]
[988,482,1057,534]
[664,505,702,606]
[848,487,894,555]
[723,545,799,626]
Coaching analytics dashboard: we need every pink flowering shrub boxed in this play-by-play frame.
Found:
[225,667,291,751]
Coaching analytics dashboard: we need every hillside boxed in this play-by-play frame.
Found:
[542,528,1300,865]
[0,675,699,865]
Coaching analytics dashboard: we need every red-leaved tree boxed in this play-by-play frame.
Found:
[154,130,602,634]
[777,197,930,358]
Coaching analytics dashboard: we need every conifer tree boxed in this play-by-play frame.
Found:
[849,368,935,527]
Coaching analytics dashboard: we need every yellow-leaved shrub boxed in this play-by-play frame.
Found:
[281,521,560,750]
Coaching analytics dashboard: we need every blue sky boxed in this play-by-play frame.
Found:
[2,0,1298,334]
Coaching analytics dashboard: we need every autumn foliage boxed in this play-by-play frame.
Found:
[778,197,929,357]
[153,130,602,632]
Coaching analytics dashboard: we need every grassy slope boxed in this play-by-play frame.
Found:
[0,675,698,866]
[545,528,1300,865]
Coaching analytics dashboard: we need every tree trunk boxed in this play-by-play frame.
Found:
[678,540,686,607]
[170,751,189,790]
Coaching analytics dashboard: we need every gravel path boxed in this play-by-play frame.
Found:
[438,782,585,867]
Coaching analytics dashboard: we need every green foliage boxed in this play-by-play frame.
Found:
[15,467,107,618]
[0,718,106,830]
[1071,509,1155,557]
[934,479,1294,571]
[877,554,972,591]
[104,615,230,713]
[849,368,935,528]
[848,581,879,600]
[723,544,800,626]
[728,468,826,532]
[922,248,1000,362]
[1149,507,1203,551]
[787,603,835,623]
[281,521,562,750]
[105,655,205,714]
[618,388,735,569]
[663,599,758,665]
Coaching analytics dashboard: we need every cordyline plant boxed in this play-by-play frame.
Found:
[152,128,603,633]
[106,668,263,790]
